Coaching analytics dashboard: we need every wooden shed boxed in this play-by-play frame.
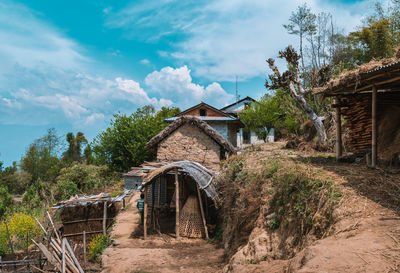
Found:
[315,55,400,167]
[136,161,218,240]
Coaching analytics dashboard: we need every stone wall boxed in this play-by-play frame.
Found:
[156,124,222,171]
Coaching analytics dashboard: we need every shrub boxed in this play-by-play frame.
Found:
[56,179,79,201]
[0,185,12,218]
[88,234,111,262]
[0,213,43,255]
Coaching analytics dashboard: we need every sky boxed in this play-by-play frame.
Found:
[0,0,378,166]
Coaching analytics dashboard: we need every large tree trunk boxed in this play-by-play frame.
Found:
[289,82,327,144]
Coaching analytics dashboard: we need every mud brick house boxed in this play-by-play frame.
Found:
[165,102,244,147]
[147,116,236,171]
[315,55,400,167]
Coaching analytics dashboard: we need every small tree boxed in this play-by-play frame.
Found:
[266,46,327,144]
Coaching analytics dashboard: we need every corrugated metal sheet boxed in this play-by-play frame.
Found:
[139,160,218,203]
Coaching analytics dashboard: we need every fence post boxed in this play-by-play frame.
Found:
[83,231,87,271]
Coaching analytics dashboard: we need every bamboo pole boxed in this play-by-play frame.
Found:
[64,239,84,273]
[144,186,148,240]
[175,168,180,239]
[83,231,86,272]
[47,211,61,243]
[372,86,377,168]
[103,201,107,236]
[151,182,155,230]
[61,238,66,273]
[196,184,209,240]
[335,97,343,160]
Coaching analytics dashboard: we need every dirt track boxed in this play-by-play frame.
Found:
[101,192,224,273]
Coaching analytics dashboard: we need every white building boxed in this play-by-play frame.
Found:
[220,96,274,148]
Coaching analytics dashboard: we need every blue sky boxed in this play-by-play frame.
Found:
[0,0,377,166]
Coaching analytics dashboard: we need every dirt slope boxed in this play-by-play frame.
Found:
[101,192,224,273]
[224,143,400,273]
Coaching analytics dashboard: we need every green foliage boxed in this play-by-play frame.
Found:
[22,179,51,211]
[56,179,79,200]
[0,185,12,218]
[239,90,302,139]
[20,128,63,185]
[269,217,280,230]
[63,132,88,163]
[88,234,111,262]
[0,213,43,255]
[92,106,180,172]
[109,190,123,198]
[55,164,114,201]
[270,163,341,236]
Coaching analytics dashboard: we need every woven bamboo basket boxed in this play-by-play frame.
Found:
[179,195,205,238]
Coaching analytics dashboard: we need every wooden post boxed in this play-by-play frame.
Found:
[61,238,66,273]
[157,177,161,206]
[144,186,148,240]
[196,184,209,240]
[83,231,86,272]
[151,182,155,230]
[372,86,377,168]
[103,201,107,236]
[335,97,343,160]
[175,168,180,239]
[0,255,2,273]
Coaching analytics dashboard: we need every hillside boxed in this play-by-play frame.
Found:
[217,142,400,273]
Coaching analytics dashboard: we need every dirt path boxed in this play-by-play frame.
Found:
[101,192,224,273]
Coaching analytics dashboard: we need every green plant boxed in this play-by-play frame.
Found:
[88,234,111,262]
[0,185,12,218]
[0,213,43,255]
[56,179,79,200]
[269,217,280,230]
[109,190,123,198]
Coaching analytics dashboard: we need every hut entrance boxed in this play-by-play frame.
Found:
[136,161,218,240]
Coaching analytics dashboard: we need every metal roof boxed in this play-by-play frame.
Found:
[138,160,219,203]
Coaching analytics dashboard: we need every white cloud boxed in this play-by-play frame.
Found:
[1,97,22,109]
[106,0,377,81]
[145,65,233,108]
[0,1,87,74]
[140,59,150,65]
[85,113,105,125]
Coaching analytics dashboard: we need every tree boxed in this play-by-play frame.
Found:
[92,106,180,172]
[63,132,88,163]
[20,128,62,184]
[284,3,316,71]
[266,46,327,144]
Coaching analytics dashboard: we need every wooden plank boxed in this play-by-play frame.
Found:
[62,238,66,273]
[83,231,87,272]
[103,201,107,236]
[64,239,84,273]
[144,186,148,240]
[335,98,343,160]
[372,86,377,168]
[157,177,161,206]
[196,183,209,240]
[175,168,180,239]
[32,240,62,273]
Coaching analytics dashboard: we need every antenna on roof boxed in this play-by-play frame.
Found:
[235,75,239,102]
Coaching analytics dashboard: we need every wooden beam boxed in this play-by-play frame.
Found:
[157,177,161,206]
[144,186,148,240]
[175,168,180,239]
[196,184,209,240]
[335,98,343,160]
[103,201,107,236]
[372,86,377,168]
[151,182,155,230]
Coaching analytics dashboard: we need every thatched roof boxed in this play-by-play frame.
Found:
[138,160,219,203]
[147,116,236,155]
[315,49,400,96]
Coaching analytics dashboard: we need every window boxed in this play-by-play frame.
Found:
[199,108,207,116]
[244,102,250,109]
